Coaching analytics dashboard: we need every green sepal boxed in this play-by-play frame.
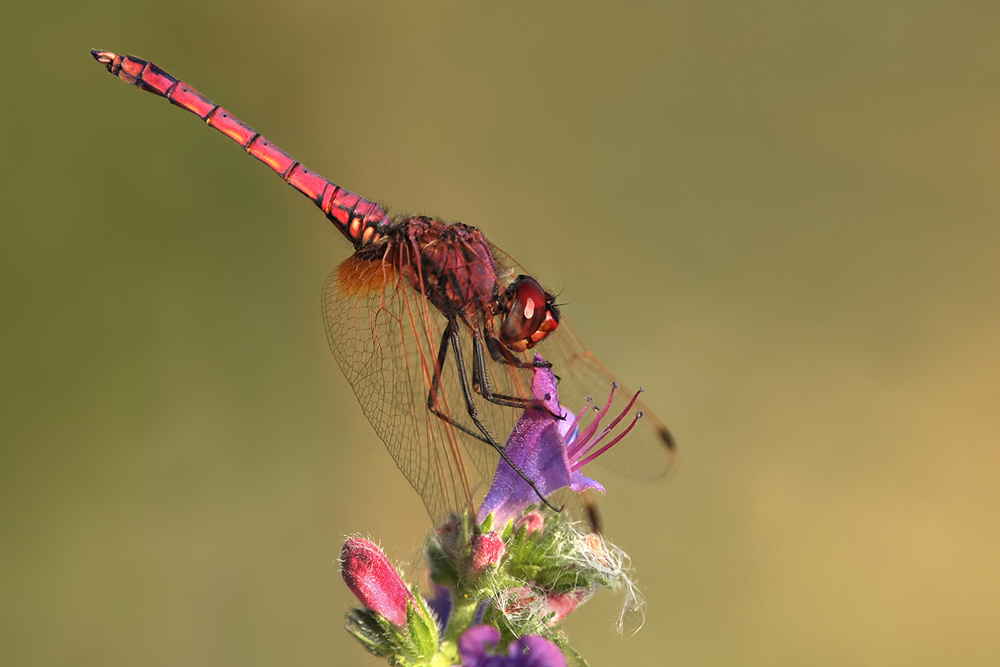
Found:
[344,592,441,667]
[405,591,440,662]
[499,518,515,542]
[425,534,459,588]
[503,512,614,593]
[564,644,591,667]
[345,607,397,658]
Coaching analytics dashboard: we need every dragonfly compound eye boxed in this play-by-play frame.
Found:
[500,277,558,350]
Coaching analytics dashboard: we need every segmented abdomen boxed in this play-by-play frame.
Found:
[91,50,389,248]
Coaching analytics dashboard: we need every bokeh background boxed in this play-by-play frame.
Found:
[3,1,999,665]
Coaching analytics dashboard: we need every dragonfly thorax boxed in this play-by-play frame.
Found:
[389,218,559,353]
[392,217,503,322]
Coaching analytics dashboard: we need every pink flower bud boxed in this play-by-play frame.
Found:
[500,586,538,616]
[500,587,587,624]
[470,531,506,573]
[543,590,586,622]
[514,511,544,536]
[340,538,412,626]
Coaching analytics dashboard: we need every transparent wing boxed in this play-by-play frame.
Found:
[323,244,533,523]
[324,237,673,525]
[489,244,677,483]
[324,249,471,522]
[539,323,676,481]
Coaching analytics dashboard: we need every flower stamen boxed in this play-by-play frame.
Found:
[562,396,592,440]
[567,382,618,459]
[590,387,644,448]
[573,409,643,470]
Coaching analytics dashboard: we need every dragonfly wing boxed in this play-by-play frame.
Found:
[324,238,673,523]
[538,322,676,482]
[487,243,676,483]
[324,250,488,523]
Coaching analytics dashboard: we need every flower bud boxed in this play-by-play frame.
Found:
[543,590,586,622]
[514,511,544,536]
[340,538,412,626]
[471,531,506,573]
[496,586,585,624]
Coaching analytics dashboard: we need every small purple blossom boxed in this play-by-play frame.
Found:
[340,538,413,627]
[457,625,566,667]
[426,581,453,630]
[478,355,642,526]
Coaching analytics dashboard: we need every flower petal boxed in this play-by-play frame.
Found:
[477,356,612,526]
[457,625,502,665]
[426,582,452,631]
[568,469,604,494]
[509,635,567,667]
[458,625,566,667]
[478,418,571,526]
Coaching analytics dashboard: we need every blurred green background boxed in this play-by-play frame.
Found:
[2,1,999,665]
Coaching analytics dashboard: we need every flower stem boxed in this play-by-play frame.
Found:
[445,591,480,640]
[432,589,480,666]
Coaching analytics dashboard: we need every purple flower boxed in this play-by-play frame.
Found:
[457,625,566,667]
[426,582,453,630]
[478,355,642,526]
[340,538,413,626]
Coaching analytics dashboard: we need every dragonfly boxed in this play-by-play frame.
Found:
[90,50,676,523]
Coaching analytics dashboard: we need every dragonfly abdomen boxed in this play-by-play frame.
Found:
[90,50,390,249]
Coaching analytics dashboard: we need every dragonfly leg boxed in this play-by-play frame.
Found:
[476,327,564,417]
[470,330,537,409]
[427,323,492,446]
[484,334,552,369]
[473,332,565,423]
[447,322,561,513]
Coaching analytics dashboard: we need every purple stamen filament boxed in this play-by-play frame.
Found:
[568,388,645,470]
[586,387,644,454]
[567,383,618,459]
[573,408,643,470]
[562,398,592,444]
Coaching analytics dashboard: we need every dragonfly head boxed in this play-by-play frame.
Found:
[497,275,560,352]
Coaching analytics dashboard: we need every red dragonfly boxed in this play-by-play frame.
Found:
[91,50,675,523]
